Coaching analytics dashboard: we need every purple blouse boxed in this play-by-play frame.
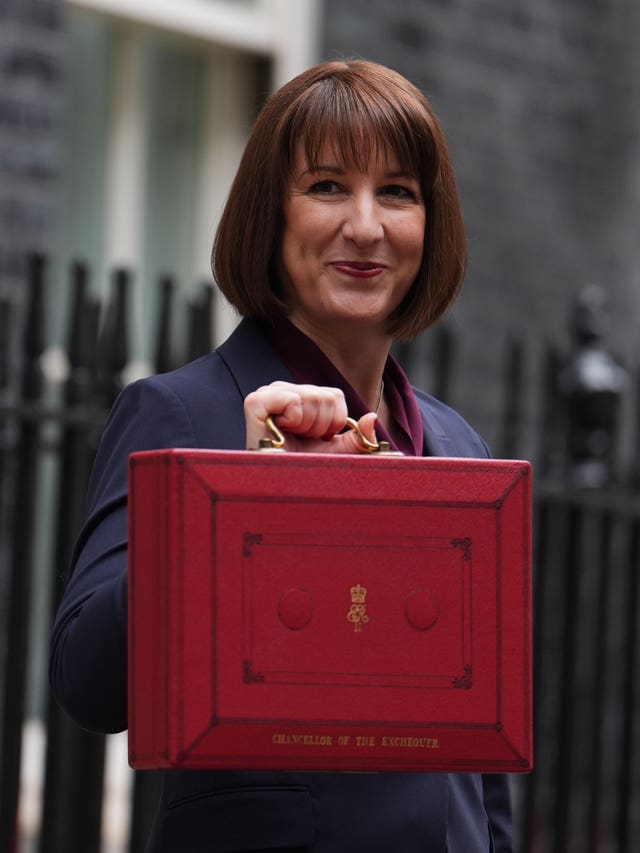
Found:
[260,316,424,456]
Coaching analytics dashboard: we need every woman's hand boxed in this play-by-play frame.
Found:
[244,381,378,453]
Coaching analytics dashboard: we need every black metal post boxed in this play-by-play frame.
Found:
[39,262,106,853]
[154,274,175,374]
[586,509,614,853]
[0,253,46,853]
[520,496,551,853]
[96,267,131,407]
[187,282,214,363]
[0,297,9,390]
[617,515,640,852]
[631,367,640,489]
[552,501,583,853]
[0,296,12,584]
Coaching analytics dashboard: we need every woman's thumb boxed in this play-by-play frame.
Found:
[336,412,380,454]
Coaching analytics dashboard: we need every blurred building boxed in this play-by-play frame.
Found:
[323,0,640,457]
[1,0,320,370]
[3,0,639,454]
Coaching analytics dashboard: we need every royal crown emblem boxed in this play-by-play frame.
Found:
[350,584,367,604]
[347,584,369,632]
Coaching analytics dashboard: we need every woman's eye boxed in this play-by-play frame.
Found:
[309,180,342,195]
[381,184,418,201]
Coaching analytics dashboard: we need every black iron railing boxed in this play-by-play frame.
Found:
[1,254,639,852]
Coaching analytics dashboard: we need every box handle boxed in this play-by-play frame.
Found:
[259,415,401,455]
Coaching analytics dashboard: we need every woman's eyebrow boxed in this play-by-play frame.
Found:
[302,165,417,177]
[302,164,346,176]
[297,165,419,182]
[385,169,418,180]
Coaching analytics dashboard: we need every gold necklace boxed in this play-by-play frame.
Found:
[375,379,384,414]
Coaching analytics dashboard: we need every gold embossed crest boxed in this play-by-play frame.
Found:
[347,584,369,632]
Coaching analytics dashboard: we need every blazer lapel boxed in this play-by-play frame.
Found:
[215,317,295,396]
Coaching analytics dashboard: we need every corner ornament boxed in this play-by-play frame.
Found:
[452,664,473,690]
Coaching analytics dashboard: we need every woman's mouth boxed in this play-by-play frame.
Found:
[331,261,385,279]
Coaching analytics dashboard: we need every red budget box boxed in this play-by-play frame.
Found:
[128,449,532,773]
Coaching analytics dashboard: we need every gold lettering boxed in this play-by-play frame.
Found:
[271,733,333,746]
[271,732,440,750]
[381,736,440,749]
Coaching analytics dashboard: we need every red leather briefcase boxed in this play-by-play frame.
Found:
[128,448,532,773]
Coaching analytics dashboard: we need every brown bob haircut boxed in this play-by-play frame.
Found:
[212,59,466,340]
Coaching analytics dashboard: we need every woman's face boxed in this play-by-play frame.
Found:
[280,141,425,340]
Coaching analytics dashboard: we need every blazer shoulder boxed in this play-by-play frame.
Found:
[147,317,292,404]
[102,349,246,455]
[413,387,491,458]
[147,349,239,400]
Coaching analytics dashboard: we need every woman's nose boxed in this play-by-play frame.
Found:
[342,194,384,246]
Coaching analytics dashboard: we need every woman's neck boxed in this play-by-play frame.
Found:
[287,315,391,412]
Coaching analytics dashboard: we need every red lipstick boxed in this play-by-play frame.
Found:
[331,261,385,279]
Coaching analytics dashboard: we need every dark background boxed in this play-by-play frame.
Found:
[322,0,640,459]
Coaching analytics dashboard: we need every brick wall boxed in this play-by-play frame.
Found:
[322,0,640,459]
[0,0,64,357]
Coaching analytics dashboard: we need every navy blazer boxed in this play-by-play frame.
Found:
[50,318,514,853]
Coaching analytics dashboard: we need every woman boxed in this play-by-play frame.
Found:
[50,60,514,852]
